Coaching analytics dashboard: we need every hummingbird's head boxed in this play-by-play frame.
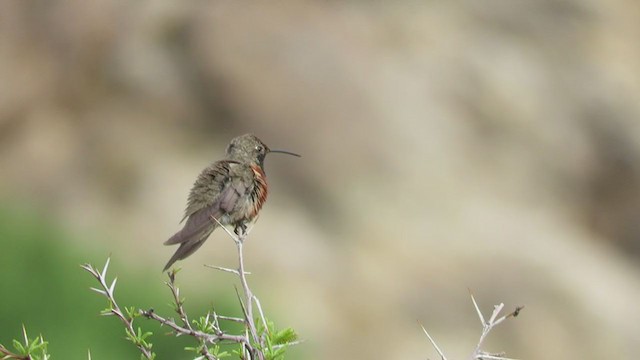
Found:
[226,134,300,167]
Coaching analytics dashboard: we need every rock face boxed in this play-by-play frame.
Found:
[1,1,639,359]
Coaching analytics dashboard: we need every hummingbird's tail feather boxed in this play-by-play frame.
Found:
[163,238,207,272]
[163,223,216,272]
[164,206,224,245]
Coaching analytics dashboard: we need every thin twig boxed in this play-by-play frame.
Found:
[209,215,265,360]
[477,354,520,360]
[236,238,263,357]
[210,216,238,242]
[204,264,251,276]
[167,270,192,331]
[420,292,523,360]
[469,294,524,360]
[0,343,24,360]
[81,259,154,359]
[216,315,246,323]
[470,290,485,325]
[139,309,247,344]
[200,347,217,360]
[419,323,448,360]
[272,339,306,350]
[253,296,270,337]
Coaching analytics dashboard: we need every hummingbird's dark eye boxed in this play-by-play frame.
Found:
[255,145,264,152]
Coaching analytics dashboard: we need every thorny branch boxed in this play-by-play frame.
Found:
[83,215,298,360]
[162,270,217,360]
[0,325,49,360]
[166,270,192,331]
[82,259,250,360]
[470,293,523,360]
[420,291,524,360]
[0,344,23,360]
[139,308,246,344]
[81,258,154,359]
[209,215,268,360]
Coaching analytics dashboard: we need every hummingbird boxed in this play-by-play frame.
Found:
[163,134,300,271]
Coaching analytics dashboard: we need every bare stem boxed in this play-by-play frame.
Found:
[139,309,247,344]
[419,322,448,360]
[209,215,266,360]
[237,240,261,347]
[167,270,192,331]
[0,344,25,360]
[420,291,524,360]
[469,293,524,360]
[81,259,154,359]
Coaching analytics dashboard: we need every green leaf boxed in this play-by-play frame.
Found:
[210,346,230,358]
[272,328,298,345]
[125,328,136,342]
[11,339,25,354]
[125,306,138,319]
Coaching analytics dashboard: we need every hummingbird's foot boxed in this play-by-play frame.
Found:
[234,223,248,238]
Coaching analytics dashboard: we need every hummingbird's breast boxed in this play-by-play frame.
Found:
[249,164,268,218]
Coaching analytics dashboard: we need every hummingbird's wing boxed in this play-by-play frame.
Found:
[162,161,250,271]
[164,161,246,246]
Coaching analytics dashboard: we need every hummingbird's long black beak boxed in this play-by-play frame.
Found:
[268,149,301,157]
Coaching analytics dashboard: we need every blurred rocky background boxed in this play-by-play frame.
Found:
[1,1,639,359]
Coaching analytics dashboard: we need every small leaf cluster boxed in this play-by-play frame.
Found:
[185,343,230,360]
[186,314,231,359]
[256,319,298,360]
[0,326,50,360]
[122,307,156,360]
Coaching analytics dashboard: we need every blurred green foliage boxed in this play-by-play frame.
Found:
[0,205,247,359]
